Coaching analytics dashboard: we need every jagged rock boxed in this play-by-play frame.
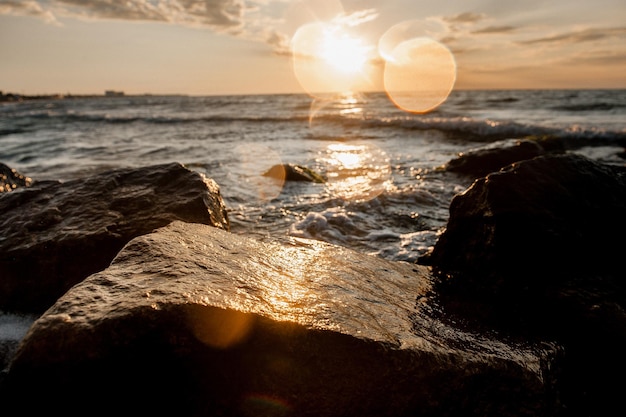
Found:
[0,162,229,314]
[0,162,32,192]
[445,139,547,177]
[428,153,626,417]
[2,222,559,417]
[263,163,326,183]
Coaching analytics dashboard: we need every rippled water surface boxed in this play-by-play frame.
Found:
[1,89,625,262]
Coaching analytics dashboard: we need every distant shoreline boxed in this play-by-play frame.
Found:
[0,92,111,103]
[2,88,625,103]
[0,90,136,103]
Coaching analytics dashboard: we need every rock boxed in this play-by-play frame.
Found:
[445,139,547,178]
[263,163,326,183]
[0,162,32,192]
[0,162,229,314]
[427,153,626,417]
[2,222,559,417]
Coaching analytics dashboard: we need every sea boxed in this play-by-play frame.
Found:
[1,89,625,351]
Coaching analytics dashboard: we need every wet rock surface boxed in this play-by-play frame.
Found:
[0,162,32,192]
[2,221,559,417]
[263,163,326,183]
[445,138,547,177]
[444,135,626,179]
[428,153,626,417]
[0,162,229,314]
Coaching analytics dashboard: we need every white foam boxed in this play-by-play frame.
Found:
[0,312,37,342]
[373,230,440,263]
[289,208,362,244]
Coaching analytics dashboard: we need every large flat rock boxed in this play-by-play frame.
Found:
[0,162,229,313]
[3,221,559,417]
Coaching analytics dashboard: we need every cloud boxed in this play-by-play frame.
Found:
[55,0,166,22]
[560,50,626,66]
[0,0,378,56]
[0,0,57,23]
[471,25,516,35]
[163,0,247,28]
[0,0,250,29]
[442,12,485,24]
[333,8,378,27]
[265,29,290,55]
[519,27,626,45]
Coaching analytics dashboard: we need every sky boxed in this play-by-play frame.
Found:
[1,0,625,96]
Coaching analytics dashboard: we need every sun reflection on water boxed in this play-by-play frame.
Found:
[321,142,392,202]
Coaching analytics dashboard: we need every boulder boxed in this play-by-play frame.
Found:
[263,163,326,183]
[2,221,560,417]
[445,139,548,177]
[427,153,626,417]
[0,162,229,314]
[0,162,32,192]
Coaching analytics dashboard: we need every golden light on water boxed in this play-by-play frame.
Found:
[321,142,391,202]
[237,15,455,204]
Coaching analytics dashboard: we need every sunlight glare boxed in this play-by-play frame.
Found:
[291,22,373,98]
[320,27,369,75]
[321,142,391,202]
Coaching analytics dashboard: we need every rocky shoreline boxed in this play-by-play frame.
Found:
[0,137,624,416]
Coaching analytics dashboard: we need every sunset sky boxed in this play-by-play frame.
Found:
[1,0,625,96]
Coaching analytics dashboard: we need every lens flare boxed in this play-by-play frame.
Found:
[378,19,447,62]
[235,143,285,203]
[241,393,292,417]
[186,306,254,350]
[307,93,365,139]
[319,27,369,75]
[383,37,456,114]
[291,22,372,99]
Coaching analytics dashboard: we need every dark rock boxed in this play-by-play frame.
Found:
[428,153,626,417]
[0,163,32,193]
[263,163,326,183]
[445,139,547,177]
[0,162,229,314]
[2,221,559,417]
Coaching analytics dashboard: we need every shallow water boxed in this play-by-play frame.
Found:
[1,89,625,366]
[1,90,624,263]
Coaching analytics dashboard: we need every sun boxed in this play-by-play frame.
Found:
[291,22,373,97]
[319,27,369,75]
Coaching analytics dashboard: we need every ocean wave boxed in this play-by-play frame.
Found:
[361,114,626,142]
[4,96,624,144]
[551,102,626,112]
[288,206,440,263]
[0,128,30,136]
[6,110,311,126]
